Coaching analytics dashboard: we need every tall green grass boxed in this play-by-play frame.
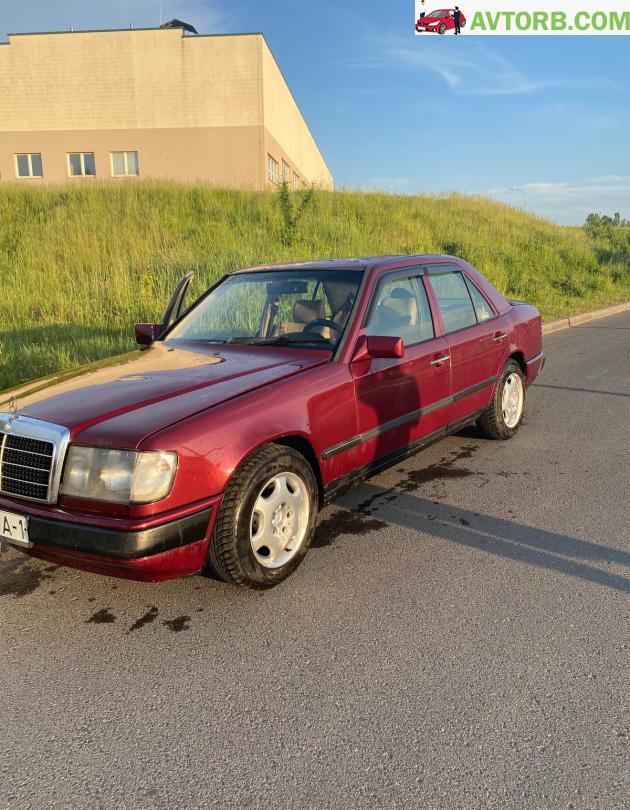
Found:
[1,183,629,391]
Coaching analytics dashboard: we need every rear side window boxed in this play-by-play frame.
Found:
[465,278,495,323]
[427,271,477,333]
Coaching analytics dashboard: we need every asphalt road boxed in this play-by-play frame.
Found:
[1,312,629,810]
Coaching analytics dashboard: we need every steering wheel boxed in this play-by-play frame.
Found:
[303,318,344,338]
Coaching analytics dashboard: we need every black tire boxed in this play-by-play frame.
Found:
[439,23,447,33]
[205,444,319,589]
[478,359,526,440]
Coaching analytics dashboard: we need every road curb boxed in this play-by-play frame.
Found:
[542,318,570,335]
[542,301,630,336]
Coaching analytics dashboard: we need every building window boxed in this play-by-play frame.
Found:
[68,152,96,177]
[15,153,43,178]
[267,154,278,184]
[111,151,139,177]
[292,172,301,191]
[281,160,290,182]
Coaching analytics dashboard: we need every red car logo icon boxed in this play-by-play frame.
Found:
[415,8,466,34]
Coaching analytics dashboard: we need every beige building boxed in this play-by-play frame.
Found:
[0,27,333,190]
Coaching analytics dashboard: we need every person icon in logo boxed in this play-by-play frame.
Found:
[419,0,426,19]
[452,6,462,34]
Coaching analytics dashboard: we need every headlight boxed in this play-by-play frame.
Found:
[61,446,177,504]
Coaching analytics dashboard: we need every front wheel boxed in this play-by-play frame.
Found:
[439,23,447,33]
[205,444,318,589]
[478,360,526,440]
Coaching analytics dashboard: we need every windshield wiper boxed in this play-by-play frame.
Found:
[258,335,333,346]
[229,335,332,347]
[170,338,229,344]
[227,336,259,344]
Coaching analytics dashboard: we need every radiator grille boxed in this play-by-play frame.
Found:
[0,432,55,502]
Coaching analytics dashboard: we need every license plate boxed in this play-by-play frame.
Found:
[0,509,31,549]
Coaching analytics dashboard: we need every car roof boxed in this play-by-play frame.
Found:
[229,255,464,275]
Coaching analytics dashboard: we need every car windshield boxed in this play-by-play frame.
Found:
[428,10,447,16]
[167,269,364,349]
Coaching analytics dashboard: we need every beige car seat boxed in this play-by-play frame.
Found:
[277,299,332,339]
[373,287,432,344]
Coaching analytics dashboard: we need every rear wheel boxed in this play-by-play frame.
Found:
[206,444,318,589]
[478,359,525,440]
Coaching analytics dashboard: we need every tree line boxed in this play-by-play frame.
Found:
[585,212,629,228]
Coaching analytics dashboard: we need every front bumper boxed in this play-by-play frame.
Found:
[2,499,220,581]
[28,508,213,560]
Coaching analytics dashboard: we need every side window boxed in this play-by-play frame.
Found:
[428,271,477,333]
[365,275,434,345]
[465,278,495,323]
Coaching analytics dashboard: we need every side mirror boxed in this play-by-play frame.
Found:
[135,323,163,346]
[352,335,404,362]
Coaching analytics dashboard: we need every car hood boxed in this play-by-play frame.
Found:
[0,340,331,447]
[417,16,442,23]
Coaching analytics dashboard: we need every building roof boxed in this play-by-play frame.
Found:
[5,28,264,39]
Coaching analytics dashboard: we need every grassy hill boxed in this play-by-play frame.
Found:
[1,183,629,391]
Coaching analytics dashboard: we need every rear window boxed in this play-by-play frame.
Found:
[465,278,495,323]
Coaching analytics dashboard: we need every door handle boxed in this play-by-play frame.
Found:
[431,354,451,366]
[492,332,508,342]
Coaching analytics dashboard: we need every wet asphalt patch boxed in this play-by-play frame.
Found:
[0,557,57,598]
[127,606,159,633]
[311,509,387,548]
[313,443,482,548]
[162,615,191,633]
[86,607,116,624]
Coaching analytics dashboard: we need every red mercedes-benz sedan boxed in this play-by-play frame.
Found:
[0,255,543,588]
[416,9,466,33]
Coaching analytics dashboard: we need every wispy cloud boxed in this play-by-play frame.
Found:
[382,44,556,96]
[485,175,630,224]
[348,34,620,98]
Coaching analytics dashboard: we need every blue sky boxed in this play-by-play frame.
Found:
[2,0,629,224]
